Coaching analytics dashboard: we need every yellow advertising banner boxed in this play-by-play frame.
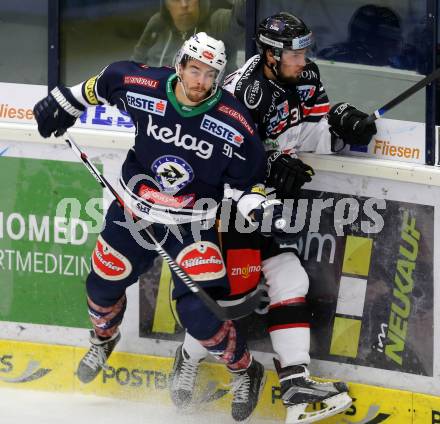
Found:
[1,339,439,423]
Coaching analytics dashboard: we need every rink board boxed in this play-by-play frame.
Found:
[1,122,440,415]
[0,339,438,423]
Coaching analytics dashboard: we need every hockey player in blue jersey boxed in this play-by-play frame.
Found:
[32,32,297,422]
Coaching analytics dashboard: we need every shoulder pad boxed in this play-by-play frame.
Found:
[227,55,262,94]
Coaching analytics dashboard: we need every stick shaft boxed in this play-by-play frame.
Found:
[365,67,440,124]
[64,132,261,320]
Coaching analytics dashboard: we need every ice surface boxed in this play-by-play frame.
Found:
[0,388,281,424]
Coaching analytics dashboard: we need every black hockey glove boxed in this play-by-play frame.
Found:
[327,102,377,146]
[33,86,85,138]
[266,152,314,198]
[251,199,300,244]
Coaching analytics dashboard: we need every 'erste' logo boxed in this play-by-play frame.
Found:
[126,91,167,116]
[201,115,244,147]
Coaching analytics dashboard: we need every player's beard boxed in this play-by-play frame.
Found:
[277,73,299,84]
[277,67,302,85]
[181,80,210,104]
[186,87,209,103]
[276,60,304,85]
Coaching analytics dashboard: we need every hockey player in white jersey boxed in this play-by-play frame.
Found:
[171,12,377,424]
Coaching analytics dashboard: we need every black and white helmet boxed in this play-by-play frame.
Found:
[175,32,227,92]
[256,12,313,60]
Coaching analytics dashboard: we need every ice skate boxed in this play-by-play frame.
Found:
[169,344,202,409]
[277,363,352,423]
[229,358,266,422]
[76,329,120,383]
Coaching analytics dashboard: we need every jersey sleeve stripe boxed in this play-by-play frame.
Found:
[302,103,330,116]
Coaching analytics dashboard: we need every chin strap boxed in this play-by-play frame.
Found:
[269,62,279,78]
[263,48,281,80]
[264,56,297,85]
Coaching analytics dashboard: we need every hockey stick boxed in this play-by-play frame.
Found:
[64,132,262,321]
[364,67,440,124]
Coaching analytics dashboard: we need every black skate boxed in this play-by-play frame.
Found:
[276,362,352,423]
[76,329,121,383]
[230,358,266,422]
[169,344,202,409]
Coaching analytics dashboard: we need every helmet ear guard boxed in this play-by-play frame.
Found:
[256,36,283,61]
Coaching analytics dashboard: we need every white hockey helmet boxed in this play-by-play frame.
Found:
[175,32,227,90]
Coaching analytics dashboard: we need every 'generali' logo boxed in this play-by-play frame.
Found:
[123,75,159,89]
[217,104,254,135]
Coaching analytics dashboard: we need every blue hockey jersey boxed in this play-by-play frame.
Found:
[73,61,266,224]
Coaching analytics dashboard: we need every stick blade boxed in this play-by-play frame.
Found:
[213,289,263,320]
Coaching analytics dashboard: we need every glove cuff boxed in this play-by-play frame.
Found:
[50,86,85,118]
[328,103,351,127]
[237,193,267,221]
[250,199,282,221]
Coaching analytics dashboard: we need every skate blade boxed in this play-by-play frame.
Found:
[285,392,352,424]
[172,386,230,413]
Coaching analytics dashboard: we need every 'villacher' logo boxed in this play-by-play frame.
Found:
[177,242,226,281]
[181,256,223,268]
[92,235,133,281]
[94,250,124,272]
